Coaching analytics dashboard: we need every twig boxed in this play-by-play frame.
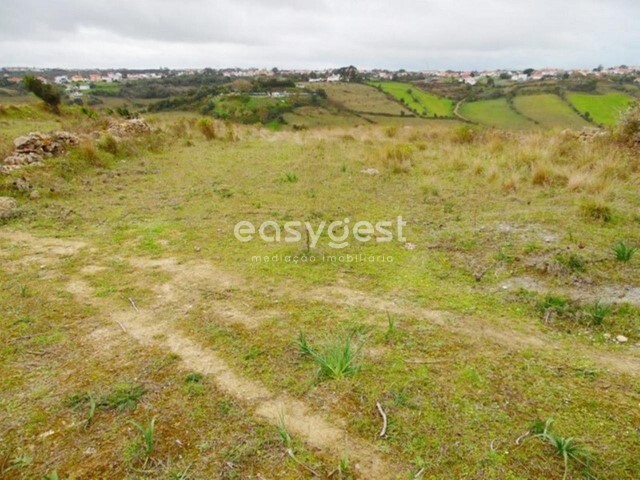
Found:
[515,430,530,445]
[376,401,388,437]
[414,467,425,479]
[128,297,139,312]
[115,320,127,333]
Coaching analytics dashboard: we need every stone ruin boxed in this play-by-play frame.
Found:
[1,118,152,174]
[1,131,80,174]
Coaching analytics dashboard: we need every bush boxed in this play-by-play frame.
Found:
[23,76,62,113]
[616,101,640,146]
[197,117,216,140]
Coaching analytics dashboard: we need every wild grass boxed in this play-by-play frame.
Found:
[584,301,611,326]
[297,332,360,380]
[613,240,637,262]
[129,417,156,458]
[381,143,414,173]
[280,171,298,183]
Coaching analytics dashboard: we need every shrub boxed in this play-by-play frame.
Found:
[616,101,640,146]
[23,76,61,113]
[197,117,216,140]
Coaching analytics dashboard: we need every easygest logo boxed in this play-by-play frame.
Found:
[234,216,407,249]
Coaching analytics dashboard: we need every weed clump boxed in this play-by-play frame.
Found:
[613,240,637,262]
[581,200,613,222]
[197,117,216,140]
[382,143,414,173]
[297,332,360,380]
[97,133,119,155]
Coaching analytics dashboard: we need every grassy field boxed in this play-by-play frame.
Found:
[459,98,534,130]
[512,94,591,129]
[1,103,640,479]
[310,82,413,116]
[369,81,454,118]
[567,92,635,126]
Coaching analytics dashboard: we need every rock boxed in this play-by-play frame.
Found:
[616,335,628,343]
[12,178,32,192]
[107,118,151,137]
[0,196,18,220]
[2,130,80,174]
[29,190,40,200]
[361,167,380,175]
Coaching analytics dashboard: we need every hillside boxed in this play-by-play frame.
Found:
[1,101,639,478]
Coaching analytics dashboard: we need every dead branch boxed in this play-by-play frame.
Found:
[376,401,388,437]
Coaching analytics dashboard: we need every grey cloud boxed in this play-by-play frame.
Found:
[0,0,638,69]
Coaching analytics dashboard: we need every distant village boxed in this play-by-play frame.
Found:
[2,65,639,99]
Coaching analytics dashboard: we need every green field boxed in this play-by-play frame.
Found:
[513,94,591,129]
[459,98,534,129]
[283,105,368,127]
[568,92,635,126]
[369,81,454,118]
[310,82,412,116]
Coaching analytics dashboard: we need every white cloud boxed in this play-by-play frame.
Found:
[1,0,638,69]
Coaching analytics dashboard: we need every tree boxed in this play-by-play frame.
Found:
[523,68,535,76]
[23,75,62,112]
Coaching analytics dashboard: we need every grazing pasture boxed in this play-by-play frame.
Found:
[512,94,591,129]
[567,92,635,126]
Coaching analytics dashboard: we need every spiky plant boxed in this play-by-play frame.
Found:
[297,332,360,380]
[613,241,637,262]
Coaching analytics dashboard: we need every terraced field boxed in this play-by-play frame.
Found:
[567,92,635,126]
[310,82,412,116]
[513,94,591,129]
[459,98,534,129]
[369,81,454,118]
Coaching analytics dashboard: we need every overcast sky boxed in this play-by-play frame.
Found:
[1,0,638,70]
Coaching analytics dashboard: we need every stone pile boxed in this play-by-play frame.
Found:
[561,127,608,142]
[1,131,80,174]
[107,118,151,137]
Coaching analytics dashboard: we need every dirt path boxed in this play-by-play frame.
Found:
[1,229,402,477]
[3,228,640,478]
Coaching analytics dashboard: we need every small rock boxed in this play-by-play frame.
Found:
[0,196,18,220]
[603,333,611,339]
[194,246,201,253]
[360,167,379,175]
[616,335,628,343]
[404,242,416,251]
[29,190,40,200]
